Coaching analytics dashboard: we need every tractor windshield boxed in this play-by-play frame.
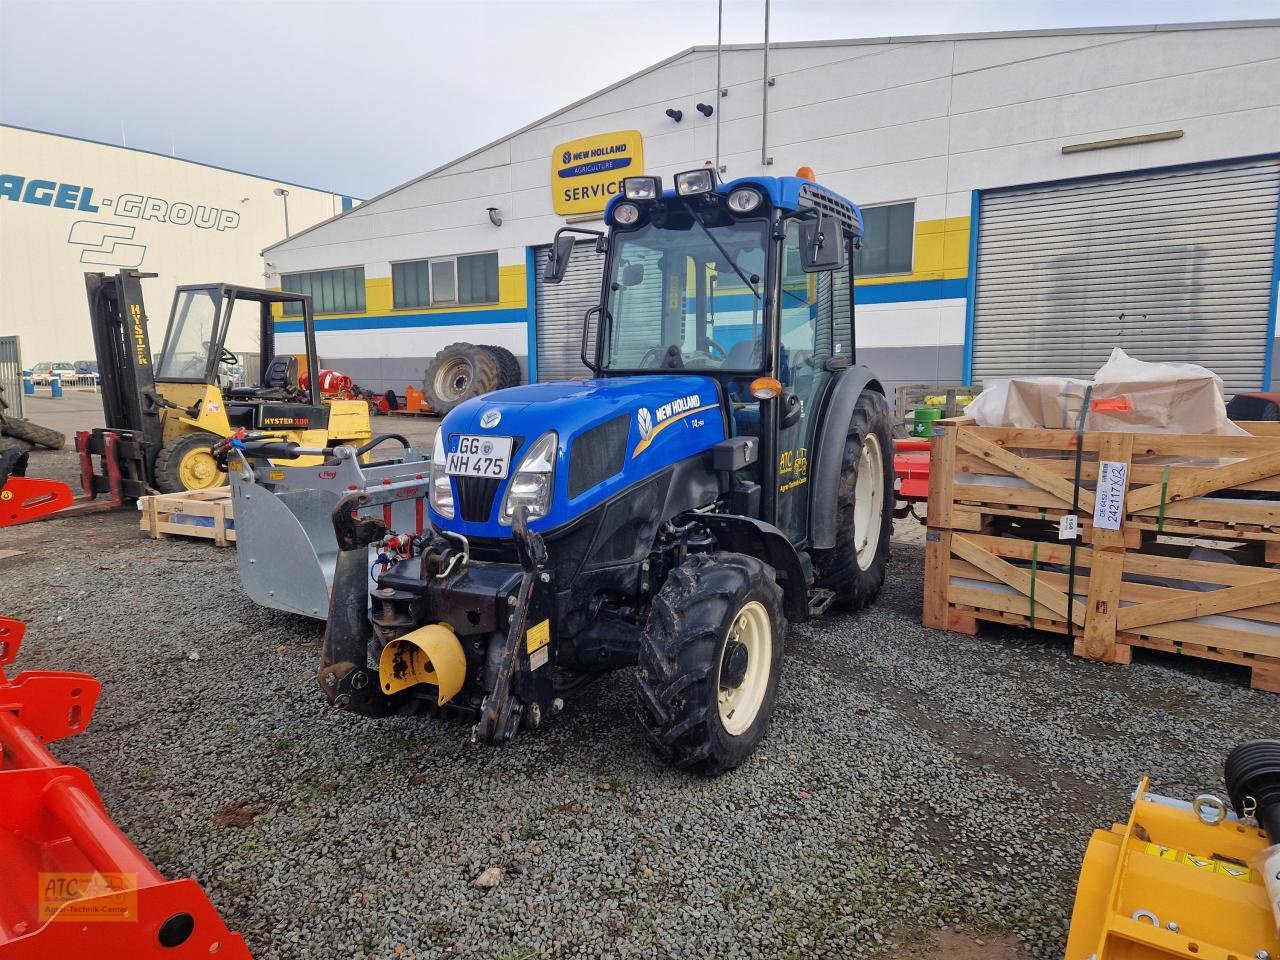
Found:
[156,288,224,381]
[601,213,768,371]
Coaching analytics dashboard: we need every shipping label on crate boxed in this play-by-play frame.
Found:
[1092,460,1129,531]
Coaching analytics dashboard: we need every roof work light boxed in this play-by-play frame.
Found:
[623,176,661,200]
[674,168,715,196]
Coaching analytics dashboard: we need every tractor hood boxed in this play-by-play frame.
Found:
[430,376,726,538]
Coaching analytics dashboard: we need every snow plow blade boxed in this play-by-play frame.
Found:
[0,617,251,959]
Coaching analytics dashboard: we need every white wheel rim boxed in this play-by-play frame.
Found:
[853,433,885,570]
[717,600,772,736]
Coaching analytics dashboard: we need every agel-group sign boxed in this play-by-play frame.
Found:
[551,130,644,217]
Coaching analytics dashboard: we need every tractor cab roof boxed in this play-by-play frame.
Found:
[604,174,863,237]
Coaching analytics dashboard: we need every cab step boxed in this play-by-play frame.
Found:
[807,588,836,617]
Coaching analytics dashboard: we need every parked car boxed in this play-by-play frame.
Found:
[30,361,81,386]
[74,360,100,384]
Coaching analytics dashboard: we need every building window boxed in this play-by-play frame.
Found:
[392,260,430,309]
[281,267,365,315]
[392,252,499,309]
[858,201,914,276]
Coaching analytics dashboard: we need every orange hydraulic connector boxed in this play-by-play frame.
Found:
[0,617,252,959]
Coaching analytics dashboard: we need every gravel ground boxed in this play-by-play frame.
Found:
[3,446,1277,960]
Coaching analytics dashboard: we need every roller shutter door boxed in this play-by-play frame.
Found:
[533,242,605,382]
[971,158,1280,392]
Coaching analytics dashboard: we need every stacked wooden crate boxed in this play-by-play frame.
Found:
[923,417,1280,692]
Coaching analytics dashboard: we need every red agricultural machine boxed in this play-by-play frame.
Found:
[0,617,251,958]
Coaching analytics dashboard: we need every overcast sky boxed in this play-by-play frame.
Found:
[2,0,1278,198]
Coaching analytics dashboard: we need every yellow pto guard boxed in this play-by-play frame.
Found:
[1067,776,1280,959]
[377,623,466,706]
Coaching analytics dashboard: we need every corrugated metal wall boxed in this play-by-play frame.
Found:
[533,242,605,382]
[0,336,23,420]
[971,158,1280,392]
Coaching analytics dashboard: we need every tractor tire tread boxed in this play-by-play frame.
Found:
[423,342,502,415]
[480,344,522,389]
[633,552,784,775]
[0,417,65,451]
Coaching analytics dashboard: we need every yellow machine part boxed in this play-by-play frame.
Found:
[153,383,372,472]
[377,624,467,706]
[1066,777,1280,959]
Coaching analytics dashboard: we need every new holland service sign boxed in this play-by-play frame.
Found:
[551,131,644,217]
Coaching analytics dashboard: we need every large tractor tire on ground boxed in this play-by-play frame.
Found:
[634,552,785,775]
[480,344,522,389]
[815,389,895,611]
[423,343,501,415]
[0,416,65,451]
[154,432,226,493]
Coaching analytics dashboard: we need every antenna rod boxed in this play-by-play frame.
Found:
[715,0,724,173]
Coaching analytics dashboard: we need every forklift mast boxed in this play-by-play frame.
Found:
[84,270,165,457]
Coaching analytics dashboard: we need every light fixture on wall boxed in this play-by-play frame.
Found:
[487,207,502,227]
[665,107,683,122]
[696,103,714,117]
[273,187,291,237]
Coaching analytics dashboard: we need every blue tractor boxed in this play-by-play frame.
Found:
[315,169,896,774]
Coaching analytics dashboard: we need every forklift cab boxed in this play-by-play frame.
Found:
[153,284,326,433]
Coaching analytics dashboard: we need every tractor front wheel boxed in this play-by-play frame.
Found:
[815,389,895,611]
[634,552,785,775]
[154,433,225,493]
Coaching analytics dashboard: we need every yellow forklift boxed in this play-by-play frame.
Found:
[84,269,371,493]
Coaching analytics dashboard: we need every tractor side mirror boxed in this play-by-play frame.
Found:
[544,234,577,284]
[621,262,645,287]
[800,212,845,273]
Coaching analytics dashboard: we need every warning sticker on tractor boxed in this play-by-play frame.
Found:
[1142,843,1252,882]
[268,470,286,481]
[526,619,550,655]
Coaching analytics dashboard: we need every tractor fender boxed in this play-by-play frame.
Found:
[808,365,884,551]
[698,512,810,623]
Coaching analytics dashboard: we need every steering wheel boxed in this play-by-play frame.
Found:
[639,345,678,369]
[219,346,238,366]
[705,339,728,361]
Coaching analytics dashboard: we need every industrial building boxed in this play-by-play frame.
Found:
[264,19,1280,396]
[0,124,356,368]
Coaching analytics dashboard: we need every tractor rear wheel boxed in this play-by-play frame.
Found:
[634,552,785,775]
[481,345,522,389]
[154,432,225,493]
[423,343,501,415]
[0,416,65,450]
[815,389,895,611]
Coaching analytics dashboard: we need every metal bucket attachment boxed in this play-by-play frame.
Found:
[228,440,430,619]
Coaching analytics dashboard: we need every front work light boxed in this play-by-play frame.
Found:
[613,202,641,225]
[623,176,661,200]
[500,431,558,525]
[675,168,715,196]
[726,187,763,213]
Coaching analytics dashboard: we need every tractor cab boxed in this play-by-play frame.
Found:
[313,169,895,775]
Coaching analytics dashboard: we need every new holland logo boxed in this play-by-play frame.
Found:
[480,409,502,429]
[636,407,653,440]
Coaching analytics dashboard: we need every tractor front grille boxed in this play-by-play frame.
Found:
[453,435,524,523]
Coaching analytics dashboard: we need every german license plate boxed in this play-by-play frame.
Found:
[445,435,514,478]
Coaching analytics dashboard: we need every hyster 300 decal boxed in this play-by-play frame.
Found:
[631,394,715,458]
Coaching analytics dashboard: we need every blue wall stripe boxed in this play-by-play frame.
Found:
[276,306,528,334]
[961,189,982,385]
[524,246,539,382]
[280,277,969,337]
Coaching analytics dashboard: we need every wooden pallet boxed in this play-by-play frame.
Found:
[139,489,235,547]
[924,418,1280,692]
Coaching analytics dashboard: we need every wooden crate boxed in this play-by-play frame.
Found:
[139,489,235,547]
[923,417,1280,692]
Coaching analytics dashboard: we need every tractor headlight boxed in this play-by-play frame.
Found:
[500,431,557,525]
[726,187,763,213]
[613,202,641,226]
[429,430,454,518]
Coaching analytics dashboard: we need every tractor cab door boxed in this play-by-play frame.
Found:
[774,220,853,545]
